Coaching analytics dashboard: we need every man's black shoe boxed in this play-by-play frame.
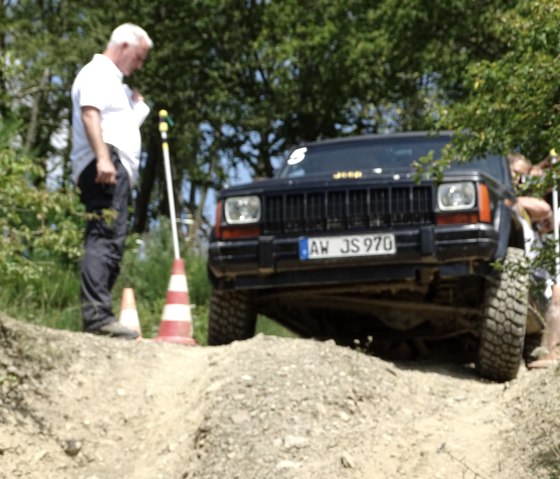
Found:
[90,322,139,340]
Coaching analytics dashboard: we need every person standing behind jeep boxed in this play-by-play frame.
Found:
[508,153,560,368]
[70,23,153,338]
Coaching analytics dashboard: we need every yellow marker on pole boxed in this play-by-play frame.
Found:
[159,109,180,260]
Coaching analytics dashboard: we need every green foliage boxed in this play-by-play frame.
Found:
[530,238,560,281]
[436,0,560,163]
[256,316,298,339]
[131,0,517,233]
[0,121,83,329]
[0,260,82,331]
[2,0,525,241]
[422,0,560,280]
[2,1,109,171]
[0,122,83,285]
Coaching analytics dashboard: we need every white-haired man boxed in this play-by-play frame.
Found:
[70,23,153,338]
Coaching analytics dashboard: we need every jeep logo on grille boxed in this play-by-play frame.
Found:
[332,171,363,180]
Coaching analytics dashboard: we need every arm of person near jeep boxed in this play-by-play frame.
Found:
[81,106,116,185]
[516,196,553,233]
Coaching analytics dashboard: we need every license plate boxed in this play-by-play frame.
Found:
[299,233,396,260]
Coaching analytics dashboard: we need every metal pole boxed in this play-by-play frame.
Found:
[159,109,180,260]
[551,149,560,283]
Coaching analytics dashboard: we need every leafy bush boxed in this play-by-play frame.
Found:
[0,121,83,285]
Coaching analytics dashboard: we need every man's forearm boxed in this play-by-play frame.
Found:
[81,107,109,160]
[81,106,116,184]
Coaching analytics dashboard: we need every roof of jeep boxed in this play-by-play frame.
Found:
[276,130,509,183]
[295,130,454,147]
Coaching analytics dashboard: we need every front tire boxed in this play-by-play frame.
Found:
[477,247,529,382]
[207,289,257,345]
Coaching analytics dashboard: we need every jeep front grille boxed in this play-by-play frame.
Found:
[263,186,433,234]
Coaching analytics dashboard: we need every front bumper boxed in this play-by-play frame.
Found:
[208,223,500,289]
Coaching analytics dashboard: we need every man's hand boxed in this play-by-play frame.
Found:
[95,155,117,185]
[131,88,144,103]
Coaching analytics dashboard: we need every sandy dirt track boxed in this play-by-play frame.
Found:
[1,313,559,479]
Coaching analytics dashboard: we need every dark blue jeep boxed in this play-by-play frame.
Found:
[208,131,537,382]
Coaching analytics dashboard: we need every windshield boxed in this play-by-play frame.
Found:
[277,135,507,183]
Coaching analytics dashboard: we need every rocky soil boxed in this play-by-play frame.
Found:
[1,312,559,479]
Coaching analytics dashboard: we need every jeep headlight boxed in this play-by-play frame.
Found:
[437,182,476,210]
[224,196,261,224]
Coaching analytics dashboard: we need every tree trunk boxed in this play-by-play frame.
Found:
[25,68,50,156]
[133,137,160,233]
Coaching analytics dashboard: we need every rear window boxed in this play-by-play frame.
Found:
[277,135,507,183]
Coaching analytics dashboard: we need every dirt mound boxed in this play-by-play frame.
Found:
[0,313,559,479]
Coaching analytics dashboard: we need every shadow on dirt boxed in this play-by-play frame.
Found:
[349,335,485,380]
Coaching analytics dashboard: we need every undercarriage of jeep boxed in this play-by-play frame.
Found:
[254,274,484,340]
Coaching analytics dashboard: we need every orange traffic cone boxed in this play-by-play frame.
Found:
[155,258,197,345]
[118,287,142,338]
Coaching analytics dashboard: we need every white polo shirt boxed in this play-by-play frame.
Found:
[70,54,150,185]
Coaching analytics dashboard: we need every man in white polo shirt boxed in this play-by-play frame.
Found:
[70,23,153,338]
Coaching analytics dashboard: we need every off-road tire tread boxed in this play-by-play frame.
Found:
[477,247,529,382]
[207,289,257,345]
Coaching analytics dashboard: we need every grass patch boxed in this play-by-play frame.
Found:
[256,315,298,338]
[0,260,82,332]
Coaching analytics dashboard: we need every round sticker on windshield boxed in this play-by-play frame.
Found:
[287,147,307,165]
